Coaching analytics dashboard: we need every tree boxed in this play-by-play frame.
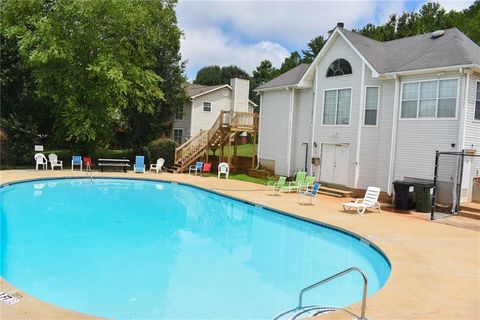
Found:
[279,51,302,74]
[220,65,250,83]
[193,65,222,85]
[2,0,184,150]
[302,36,326,63]
[250,60,279,105]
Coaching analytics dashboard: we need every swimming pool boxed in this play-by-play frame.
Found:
[1,178,390,319]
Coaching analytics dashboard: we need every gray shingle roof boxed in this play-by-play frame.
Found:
[186,84,228,98]
[256,63,310,90]
[341,28,480,73]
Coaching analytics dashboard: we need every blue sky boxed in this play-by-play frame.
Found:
[177,0,474,80]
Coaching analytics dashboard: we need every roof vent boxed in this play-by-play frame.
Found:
[431,30,445,39]
[337,22,344,28]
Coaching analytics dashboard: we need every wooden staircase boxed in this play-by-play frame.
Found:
[171,111,258,173]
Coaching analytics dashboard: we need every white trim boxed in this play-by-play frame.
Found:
[381,64,480,78]
[189,84,232,99]
[458,73,470,150]
[232,79,237,111]
[202,101,212,112]
[248,99,258,107]
[286,88,295,176]
[190,99,195,135]
[310,65,319,176]
[363,86,380,127]
[336,31,379,77]
[387,77,401,195]
[354,62,366,188]
[256,93,263,167]
[321,87,353,126]
[399,77,460,120]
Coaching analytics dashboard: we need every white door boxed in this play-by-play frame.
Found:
[320,144,349,186]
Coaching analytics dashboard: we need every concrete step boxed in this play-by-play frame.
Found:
[459,204,480,214]
[458,210,480,220]
[318,186,354,198]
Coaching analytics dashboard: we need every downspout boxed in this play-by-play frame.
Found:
[354,62,366,188]
[387,76,400,195]
[310,64,319,177]
[458,69,471,150]
[190,98,195,137]
[286,88,295,176]
[256,93,263,169]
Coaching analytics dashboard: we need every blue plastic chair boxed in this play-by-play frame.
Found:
[134,156,145,173]
[189,161,203,175]
[71,156,82,171]
[298,183,321,205]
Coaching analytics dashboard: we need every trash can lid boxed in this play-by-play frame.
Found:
[414,181,434,187]
[393,180,415,186]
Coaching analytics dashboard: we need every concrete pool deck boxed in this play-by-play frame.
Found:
[1,169,479,320]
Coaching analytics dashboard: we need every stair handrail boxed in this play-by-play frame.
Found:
[298,267,368,319]
[207,110,228,144]
[175,130,208,166]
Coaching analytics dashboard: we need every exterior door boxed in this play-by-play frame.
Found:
[320,144,349,186]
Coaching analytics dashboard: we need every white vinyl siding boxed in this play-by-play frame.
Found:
[322,88,351,125]
[172,101,192,141]
[464,74,480,151]
[400,78,459,119]
[290,88,314,174]
[364,86,379,126]
[202,101,212,112]
[475,81,480,121]
[191,89,232,136]
[175,105,184,120]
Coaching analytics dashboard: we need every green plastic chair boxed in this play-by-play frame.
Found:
[298,175,315,193]
[281,171,307,193]
[266,176,287,195]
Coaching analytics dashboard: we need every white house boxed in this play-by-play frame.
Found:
[171,78,256,144]
[256,24,480,195]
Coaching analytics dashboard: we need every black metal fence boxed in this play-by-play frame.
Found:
[431,151,480,220]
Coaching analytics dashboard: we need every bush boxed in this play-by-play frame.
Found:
[1,114,38,165]
[146,138,178,167]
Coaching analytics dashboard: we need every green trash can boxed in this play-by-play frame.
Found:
[414,182,434,213]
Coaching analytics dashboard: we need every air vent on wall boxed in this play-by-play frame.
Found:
[431,30,445,39]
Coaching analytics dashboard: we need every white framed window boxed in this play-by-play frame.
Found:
[173,129,183,145]
[475,81,480,121]
[203,101,212,112]
[364,86,379,126]
[323,88,351,125]
[175,106,184,120]
[400,78,458,119]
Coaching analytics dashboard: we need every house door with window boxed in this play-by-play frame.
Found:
[320,144,349,186]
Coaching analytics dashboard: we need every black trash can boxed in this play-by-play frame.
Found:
[414,182,434,213]
[393,180,415,210]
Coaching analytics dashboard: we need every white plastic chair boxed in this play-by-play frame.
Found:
[218,162,229,179]
[48,153,63,170]
[342,186,382,214]
[150,158,165,174]
[34,153,48,170]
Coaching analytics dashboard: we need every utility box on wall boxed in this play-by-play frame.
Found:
[311,157,320,166]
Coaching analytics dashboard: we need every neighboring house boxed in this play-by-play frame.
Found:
[256,24,480,195]
[171,78,257,144]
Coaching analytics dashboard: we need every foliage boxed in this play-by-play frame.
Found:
[1,0,185,151]
[194,65,250,86]
[1,114,38,165]
[279,51,302,74]
[301,36,326,64]
[146,138,178,167]
[250,60,280,104]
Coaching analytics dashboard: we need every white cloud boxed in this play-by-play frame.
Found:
[434,0,474,11]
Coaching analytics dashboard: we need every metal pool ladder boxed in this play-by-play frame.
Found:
[86,165,93,182]
[273,267,368,320]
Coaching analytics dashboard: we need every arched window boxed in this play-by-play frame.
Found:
[326,59,352,77]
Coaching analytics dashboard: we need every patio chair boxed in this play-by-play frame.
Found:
[342,186,382,214]
[218,162,229,179]
[71,156,83,171]
[281,171,307,193]
[298,175,315,193]
[83,156,93,171]
[48,153,63,170]
[298,183,321,205]
[189,161,203,175]
[150,158,165,174]
[134,156,146,173]
[34,153,48,170]
[266,176,287,195]
[202,163,212,176]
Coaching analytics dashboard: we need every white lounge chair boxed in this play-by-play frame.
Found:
[150,158,165,174]
[342,186,382,214]
[34,153,48,170]
[218,162,229,179]
[48,153,63,170]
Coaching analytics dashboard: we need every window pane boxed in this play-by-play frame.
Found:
[419,99,436,117]
[477,82,480,100]
[475,101,480,120]
[437,98,456,118]
[402,83,419,100]
[364,109,377,125]
[336,89,351,125]
[366,87,379,109]
[420,81,437,99]
[323,90,337,124]
[401,101,417,118]
[439,79,457,98]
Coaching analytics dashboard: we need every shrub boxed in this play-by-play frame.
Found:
[146,138,178,167]
[1,114,38,165]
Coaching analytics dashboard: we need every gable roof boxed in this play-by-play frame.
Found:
[340,27,480,74]
[186,84,230,98]
[255,64,310,91]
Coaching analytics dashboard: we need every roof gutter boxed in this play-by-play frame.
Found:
[380,64,479,78]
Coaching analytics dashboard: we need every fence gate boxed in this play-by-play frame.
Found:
[431,151,480,220]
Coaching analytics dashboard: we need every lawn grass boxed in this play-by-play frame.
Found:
[227,173,273,185]
[208,144,256,157]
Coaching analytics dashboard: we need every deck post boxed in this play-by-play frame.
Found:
[233,134,238,174]
[220,130,225,162]
[252,133,257,169]
[227,132,232,168]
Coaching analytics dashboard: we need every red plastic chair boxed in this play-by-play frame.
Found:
[83,156,93,171]
[202,163,212,176]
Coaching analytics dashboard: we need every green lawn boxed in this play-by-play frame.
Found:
[227,173,274,185]
[208,144,256,157]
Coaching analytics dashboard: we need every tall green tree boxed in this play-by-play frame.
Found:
[279,51,302,74]
[221,65,250,83]
[302,36,326,63]
[1,0,184,150]
[193,65,223,85]
[250,59,279,105]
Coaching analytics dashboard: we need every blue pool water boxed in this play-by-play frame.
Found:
[0,178,390,319]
